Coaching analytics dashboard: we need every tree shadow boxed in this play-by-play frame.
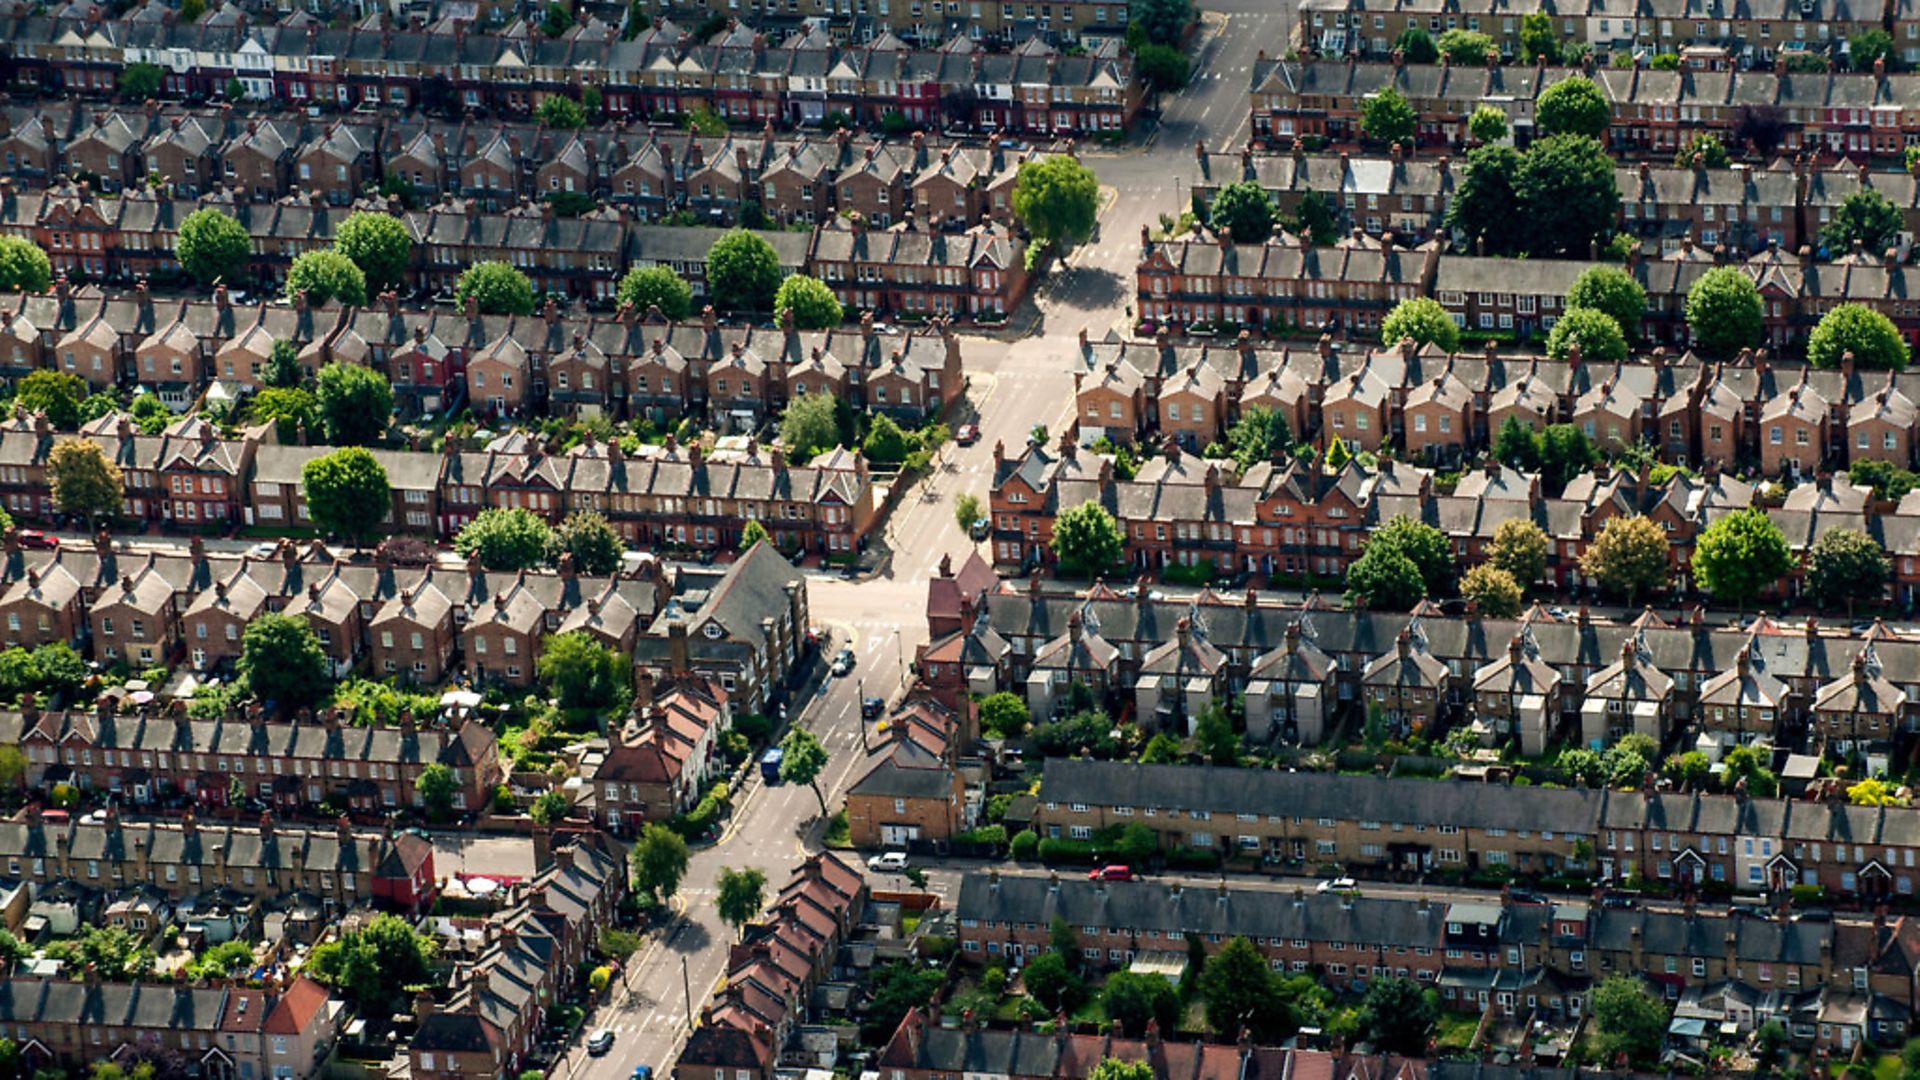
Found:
[665,916,712,954]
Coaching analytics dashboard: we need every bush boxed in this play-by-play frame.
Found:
[1037,837,1096,864]
[954,824,1008,847]
[1009,829,1040,861]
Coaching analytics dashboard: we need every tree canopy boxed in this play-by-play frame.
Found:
[551,510,625,575]
[455,261,536,316]
[707,229,784,312]
[176,208,251,285]
[1547,306,1630,366]
[17,371,85,430]
[1208,181,1277,243]
[1050,500,1124,577]
[1581,515,1670,606]
[1535,77,1611,138]
[47,437,123,521]
[1443,145,1526,256]
[1808,303,1909,370]
[1461,564,1524,618]
[333,213,414,294]
[778,392,843,463]
[1685,266,1764,356]
[1381,297,1461,353]
[538,631,627,710]
[1805,527,1891,615]
[617,265,694,320]
[1591,975,1670,1068]
[1489,517,1550,586]
[632,823,691,904]
[1517,135,1620,258]
[238,613,333,711]
[1692,507,1794,611]
[456,507,556,571]
[0,237,51,294]
[1468,105,1509,144]
[1566,265,1647,342]
[1011,155,1101,247]
[716,866,768,937]
[314,362,394,445]
[774,274,844,329]
[286,249,368,307]
[779,726,830,813]
[1360,87,1417,147]
[302,446,391,541]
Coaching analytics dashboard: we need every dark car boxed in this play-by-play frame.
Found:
[862,696,885,719]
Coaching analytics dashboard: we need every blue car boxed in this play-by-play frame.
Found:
[633,1067,654,1080]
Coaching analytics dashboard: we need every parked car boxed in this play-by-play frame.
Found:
[862,696,886,720]
[955,422,980,445]
[1088,865,1134,882]
[1316,877,1357,894]
[587,1030,614,1055]
[830,648,855,676]
[14,530,54,549]
[867,850,909,873]
[969,517,990,541]
[632,1068,654,1080]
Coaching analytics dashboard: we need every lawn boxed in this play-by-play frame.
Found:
[1435,1012,1479,1053]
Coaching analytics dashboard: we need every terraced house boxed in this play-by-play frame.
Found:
[1249,54,1920,160]
[951,872,1914,1050]
[0,12,1142,136]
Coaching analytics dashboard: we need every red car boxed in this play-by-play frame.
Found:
[955,423,980,446]
[1088,865,1134,882]
[14,530,54,550]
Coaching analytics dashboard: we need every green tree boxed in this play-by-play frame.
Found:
[1087,1062,1153,1080]
[1489,517,1550,587]
[43,927,154,980]
[1809,303,1909,370]
[1849,777,1902,806]
[1372,515,1454,594]
[238,613,332,711]
[1135,44,1191,91]
[707,229,783,312]
[314,361,394,445]
[1226,405,1291,469]
[1693,507,1794,611]
[980,692,1031,737]
[779,392,842,463]
[0,745,26,790]
[537,631,626,709]
[1392,25,1438,62]
[860,961,949,1044]
[1360,87,1417,148]
[1849,28,1895,71]
[1519,135,1621,258]
[1664,750,1711,789]
[1518,12,1558,62]
[263,339,303,389]
[1022,950,1086,1011]
[1853,458,1920,500]
[1686,266,1764,356]
[1050,501,1125,577]
[738,519,769,550]
[1101,966,1180,1034]
[1132,0,1192,43]
[0,237,51,294]
[455,261,536,316]
[1290,188,1339,246]
[1494,414,1542,470]
[1435,28,1493,63]
[1822,189,1903,255]
[1360,976,1438,1055]
[715,866,768,937]
[1468,105,1509,144]
[534,95,587,129]
[616,265,694,319]
[862,414,911,464]
[1674,131,1730,169]
[774,274,843,329]
[779,726,830,813]
[632,822,691,905]
[306,914,437,1013]
[1201,936,1289,1041]
[18,370,86,430]
[1806,527,1891,615]
[1194,701,1239,765]
[1538,423,1599,494]
[1547,307,1630,367]
[1591,974,1670,1068]
[1444,145,1526,256]
[457,507,556,570]
[954,492,984,536]
[1208,181,1277,243]
[541,0,574,34]
[1567,266,1647,342]
[1345,544,1426,611]
[302,446,391,542]
[551,510,624,574]
[175,208,251,285]
[1722,745,1780,796]
[414,763,458,819]
[1536,77,1611,138]
[529,790,571,825]
[333,212,415,294]
[1380,297,1461,353]
[1581,514,1670,606]
[47,437,123,521]
[1012,155,1100,247]
[118,61,164,99]
[1461,564,1524,618]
